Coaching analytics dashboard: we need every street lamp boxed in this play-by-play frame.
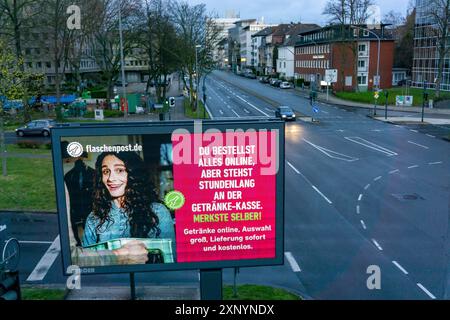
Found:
[118,0,127,118]
[195,45,202,113]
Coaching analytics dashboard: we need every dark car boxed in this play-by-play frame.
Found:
[259,76,270,83]
[15,119,56,137]
[275,106,296,121]
[245,72,257,79]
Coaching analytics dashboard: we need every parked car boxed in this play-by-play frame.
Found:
[280,82,292,89]
[245,72,257,79]
[275,106,296,121]
[271,79,282,87]
[15,119,56,137]
[259,76,270,84]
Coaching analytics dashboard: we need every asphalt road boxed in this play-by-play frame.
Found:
[1,70,449,300]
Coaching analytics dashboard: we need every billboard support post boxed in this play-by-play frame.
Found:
[130,272,136,300]
[200,269,222,300]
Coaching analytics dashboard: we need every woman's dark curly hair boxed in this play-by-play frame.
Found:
[92,150,160,239]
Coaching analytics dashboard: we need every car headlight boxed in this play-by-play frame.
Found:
[282,115,286,118]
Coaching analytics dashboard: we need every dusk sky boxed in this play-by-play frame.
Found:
[189,0,412,25]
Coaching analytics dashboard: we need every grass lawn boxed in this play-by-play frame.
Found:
[6,144,51,155]
[21,288,67,300]
[336,88,450,107]
[184,99,210,119]
[223,285,301,300]
[0,157,56,212]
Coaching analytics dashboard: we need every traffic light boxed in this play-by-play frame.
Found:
[0,271,21,300]
[169,97,176,108]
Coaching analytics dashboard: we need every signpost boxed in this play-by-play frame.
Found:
[325,69,338,102]
[51,120,285,300]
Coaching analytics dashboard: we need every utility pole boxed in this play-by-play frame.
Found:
[422,81,428,123]
[118,0,127,118]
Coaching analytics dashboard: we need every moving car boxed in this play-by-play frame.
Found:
[15,119,56,137]
[280,82,292,89]
[275,106,296,121]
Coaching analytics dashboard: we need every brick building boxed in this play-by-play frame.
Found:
[294,24,395,92]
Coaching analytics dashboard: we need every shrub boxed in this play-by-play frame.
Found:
[17,141,51,149]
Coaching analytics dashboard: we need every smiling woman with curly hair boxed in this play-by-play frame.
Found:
[82,150,175,253]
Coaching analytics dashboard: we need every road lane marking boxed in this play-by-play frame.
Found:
[236,95,271,117]
[428,161,443,165]
[286,161,300,174]
[356,205,360,214]
[417,283,436,299]
[392,261,408,275]
[243,108,250,114]
[231,109,240,118]
[358,194,363,201]
[408,141,429,149]
[410,129,418,133]
[360,220,367,230]
[374,176,382,181]
[312,186,333,204]
[426,134,435,138]
[364,184,371,190]
[19,241,53,245]
[389,169,399,174]
[285,252,301,272]
[303,138,359,162]
[321,110,329,114]
[345,137,398,156]
[408,165,419,169]
[27,236,60,282]
[372,239,383,251]
[371,129,382,132]
[287,161,333,204]
[219,110,224,115]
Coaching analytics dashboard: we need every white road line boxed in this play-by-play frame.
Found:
[408,165,419,169]
[27,236,60,282]
[235,95,271,117]
[19,241,53,245]
[417,283,436,299]
[372,239,383,251]
[0,225,6,233]
[336,116,343,119]
[345,137,398,156]
[219,110,224,115]
[426,134,435,138]
[286,161,300,174]
[312,186,333,204]
[394,125,402,128]
[428,161,443,165]
[389,169,400,174]
[410,129,418,133]
[265,107,273,112]
[374,176,382,181]
[243,108,250,114]
[364,184,371,190]
[360,220,367,230]
[371,129,382,132]
[285,252,301,272]
[302,138,359,162]
[392,261,408,275]
[358,194,363,201]
[231,109,240,118]
[408,141,429,149]
[321,110,329,114]
[356,205,360,214]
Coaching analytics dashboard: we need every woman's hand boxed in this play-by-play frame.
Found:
[113,240,149,264]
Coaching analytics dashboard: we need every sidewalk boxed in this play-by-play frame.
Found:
[65,285,200,300]
[293,87,450,115]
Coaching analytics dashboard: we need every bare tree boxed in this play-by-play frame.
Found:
[426,0,450,98]
[323,0,375,91]
[170,0,222,110]
[136,0,180,103]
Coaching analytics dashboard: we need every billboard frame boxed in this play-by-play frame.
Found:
[51,119,285,276]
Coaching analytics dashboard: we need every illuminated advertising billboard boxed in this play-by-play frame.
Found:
[51,120,284,274]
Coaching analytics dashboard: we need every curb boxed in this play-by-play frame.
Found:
[0,210,57,215]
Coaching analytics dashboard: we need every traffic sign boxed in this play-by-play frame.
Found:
[325,69,338,84]
[313,106,319,113]
[374,75,380,86]
[374,92,379,100]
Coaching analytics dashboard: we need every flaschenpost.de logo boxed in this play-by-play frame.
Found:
[67,142,84,158]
